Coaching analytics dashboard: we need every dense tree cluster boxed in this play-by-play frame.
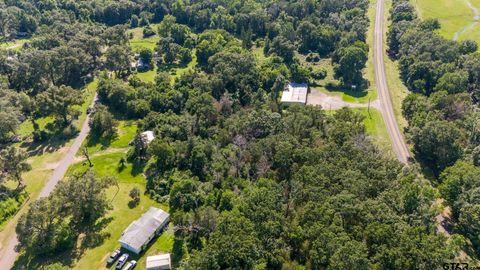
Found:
[388,0,479,176]
[95,28,460,267]
[16,170,115,255]
[131,100,459,268]
[2,0,473,267]
[389,0,480,259]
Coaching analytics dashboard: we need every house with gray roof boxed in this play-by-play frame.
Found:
[119,207,170,254]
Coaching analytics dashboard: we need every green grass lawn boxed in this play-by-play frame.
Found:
[413,0,480,44]
[135,68,158,83]
[11,116,172,269]
[68,156,172,270]
[67,124,172,269]
[355,107,393,155]
[82,121,137,155]
[127,24,161,52]
[73,184,173,270]
[0,39,28,51]
[133,49,197,84]
[129,36,160,52]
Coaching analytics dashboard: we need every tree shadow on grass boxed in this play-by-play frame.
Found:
[131,159,146,176]
[86,133,117,151]
[325,81,370,99]
[19,123,80,157]
[12,217,113,269]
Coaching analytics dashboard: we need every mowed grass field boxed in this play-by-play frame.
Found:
[69,121,173,270]
[413,0,480,43]
[356,107,393,155]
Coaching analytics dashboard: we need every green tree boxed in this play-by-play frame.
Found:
[411,120,464,176]
[106,45,132,78]
[139,48,153,69]
[185,210,261,269]
[129,187,141,206]
[434,71,468,94]
[35,85,82,126]
[0,146,31,190]
[268,36,295,63]
[169,178,203,212]
[334,44,368,86]
[88,105,118,138]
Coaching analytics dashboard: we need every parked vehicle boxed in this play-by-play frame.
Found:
[116,253,129,269]
[123,260,137,270]
[106,249,121,265]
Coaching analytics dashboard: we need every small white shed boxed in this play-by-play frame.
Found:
[146,254,171,270]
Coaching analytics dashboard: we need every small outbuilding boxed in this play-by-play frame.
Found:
[280,82,308,105]
[119,207,170,254]
[146,254,172,270]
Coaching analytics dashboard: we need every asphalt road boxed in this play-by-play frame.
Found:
[0,94,97,269]
[374,0,411,164]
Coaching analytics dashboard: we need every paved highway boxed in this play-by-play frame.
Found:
[374,0,411,164]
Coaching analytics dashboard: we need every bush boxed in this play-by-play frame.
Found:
[0,192,26,224]
[312,69,327,80]
[143,26,155,38]
[129,187,141,207]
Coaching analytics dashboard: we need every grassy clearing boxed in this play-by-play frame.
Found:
[72,182,172,270]
[356,107,394,155]
[133,48,198,84]
[82,121,137,155]
[135,68,158,83]
[129,37,160,52]
[0,39,28,51]
[16,80,97,137]
[413,0,480,43]
[127,24,161,52]
[11,116,172,269]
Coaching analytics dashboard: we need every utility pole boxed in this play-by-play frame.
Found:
[368,97,371,118]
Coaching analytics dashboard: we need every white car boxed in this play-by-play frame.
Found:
[123,260,137,270]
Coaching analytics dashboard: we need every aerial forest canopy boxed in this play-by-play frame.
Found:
[0,0,478,269]
[389,0,480,258]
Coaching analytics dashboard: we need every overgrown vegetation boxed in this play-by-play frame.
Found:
[389,0,480,258]
[0,0,476,268]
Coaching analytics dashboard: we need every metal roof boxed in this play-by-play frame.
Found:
[119,207,169,252]
[146,254,171,269]
[281,83,308,104]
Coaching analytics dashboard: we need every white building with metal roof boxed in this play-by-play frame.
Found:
[281,82,308,105]
[146,254,172,270]
[119,207,170,254]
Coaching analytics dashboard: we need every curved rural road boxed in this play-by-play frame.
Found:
[0,94,97,269]
[374,0,411,164]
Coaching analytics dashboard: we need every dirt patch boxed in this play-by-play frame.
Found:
[307,90,380,110]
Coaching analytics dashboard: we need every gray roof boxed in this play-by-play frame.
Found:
[120,207,170,252]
